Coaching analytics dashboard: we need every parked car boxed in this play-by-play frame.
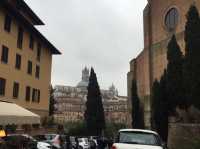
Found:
[33,134,46,141]
[34,134,64,144]
[89,136,98,146]
[34,134,55,143]
[2,134,51,149]
[37,141,52,149]
[3,134,38,149]
[70,136,76,148]
[45,134,58,144]
[78,138,90,149]
[33,134,55,148]
[89,139,97,149]
[112,129,167,149]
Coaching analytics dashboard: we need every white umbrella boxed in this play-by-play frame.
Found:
[0,101,40,125]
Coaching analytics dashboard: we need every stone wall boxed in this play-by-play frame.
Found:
[168,123,200,149]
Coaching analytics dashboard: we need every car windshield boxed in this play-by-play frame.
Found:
[119,131,161,146]
[70,137,75,142]
[45,134,57,140]
[78,138,89,143]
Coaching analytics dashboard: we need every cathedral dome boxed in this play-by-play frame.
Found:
[77,80,88,88]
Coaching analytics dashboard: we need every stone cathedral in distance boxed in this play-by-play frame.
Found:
[54,67,129,125]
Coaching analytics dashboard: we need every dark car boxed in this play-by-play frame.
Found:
[2,134,37,149]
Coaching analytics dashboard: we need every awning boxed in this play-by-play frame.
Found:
[0,101,40,125]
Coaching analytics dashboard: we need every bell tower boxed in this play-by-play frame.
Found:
[82,67,89,82]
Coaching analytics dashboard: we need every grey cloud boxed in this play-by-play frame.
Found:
[25,0,147,95]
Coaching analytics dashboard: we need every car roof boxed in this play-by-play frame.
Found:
[79,138,88,140]
[8,134,31,137]
[119,129,158,135]
[45,134,57,136]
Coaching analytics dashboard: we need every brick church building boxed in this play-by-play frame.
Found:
[127,0,200,128]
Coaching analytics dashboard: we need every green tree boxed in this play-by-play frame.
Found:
[159,71,169,143]
[152,80,161,135]
[84,68,105,136]
[152,73,169,143]
[65,121,87,136]
[131,80,144,129]
[166,35,184,111]
[104,122,126,138]
[184,5,200,109]
[49,85,55,116]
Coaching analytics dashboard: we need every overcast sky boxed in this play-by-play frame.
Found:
[25,0,147,96]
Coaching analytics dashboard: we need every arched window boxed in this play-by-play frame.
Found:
[165,8,179,31]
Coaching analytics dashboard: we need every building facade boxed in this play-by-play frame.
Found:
[127,0,200,128]
[54,68,129,125]
[0,0,61,117]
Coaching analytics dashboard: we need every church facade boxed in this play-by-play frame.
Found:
[127,0,200,128]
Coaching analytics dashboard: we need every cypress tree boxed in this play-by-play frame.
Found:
[152,71,169,143]
[166,35,184,111]
[152,80,162,135]
[184,5,200,109]
[49,85,55,116]
[84,68,105,136]
[131,80,144,129]
[159,70,169,143]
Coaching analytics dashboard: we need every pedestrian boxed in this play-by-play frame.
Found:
[102,137,108,149]
[0,137,6,149]
[107,138,113,149]
[65,135,72,149]
[59,135,64,149]
[75,137,79,149]
[52,135,63,149]
[90,139,96,149]
[97,137,104,149]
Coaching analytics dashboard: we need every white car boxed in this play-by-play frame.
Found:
[89,136,98,146]
[37,141,52,149]
[112,129,167,149]
[78,138,90,149]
